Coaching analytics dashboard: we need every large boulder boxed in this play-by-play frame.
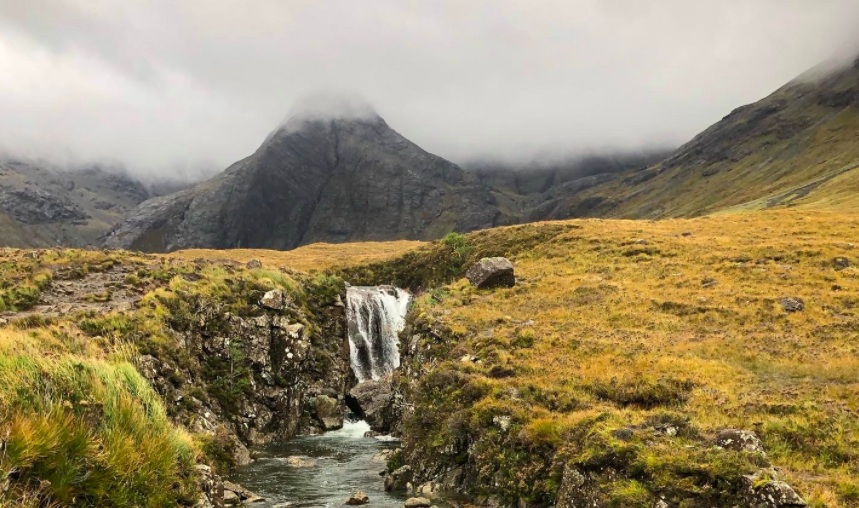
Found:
[348,379,399,433]
[314,395,344,430]
[384,465,413,492]
[465,257,515,289]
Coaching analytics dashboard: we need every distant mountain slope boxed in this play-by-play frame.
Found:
[536,56,859,219]
[0,159,151,247]
[104,105,509,252]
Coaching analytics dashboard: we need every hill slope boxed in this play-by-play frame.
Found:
[338,209,859,507]
[0,159,151,247]
[103,105,508,252]
[536,57,859,220]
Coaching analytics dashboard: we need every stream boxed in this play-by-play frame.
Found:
[230,286,413,507]
[231,417,406,507]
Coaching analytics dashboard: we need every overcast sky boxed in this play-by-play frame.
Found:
[1,1,858,180]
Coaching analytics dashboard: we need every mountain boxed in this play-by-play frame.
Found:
[535,56,859,219]
[0,159,152,247]
[104,101,510,252]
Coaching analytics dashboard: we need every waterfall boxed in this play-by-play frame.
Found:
[345,285,410,382]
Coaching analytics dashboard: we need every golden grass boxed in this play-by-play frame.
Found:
[409,209,859,506]
[166,239,425,272]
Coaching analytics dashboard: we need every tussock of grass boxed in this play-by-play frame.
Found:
[0,330,197,506]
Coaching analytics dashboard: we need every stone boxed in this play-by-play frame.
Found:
[555,465,603,508]
[714,429,765,454]
[741,469,806,507]
[384,465,413,492]
[372,449,395,461]
[223,489,240,506]
[283,456,315,468]
[493,415,512,431]
[611,428,634,441]
[246,259,262,269]
[345,491,369,505]
[465,257,515,289]
[779,297,804,313]
[260,289,286,310]
[404,497,432,508]
[832,256,850,270]
[349,379,399,433]
[314,395,344,430]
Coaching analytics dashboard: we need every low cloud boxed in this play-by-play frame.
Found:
[0,1,858,179]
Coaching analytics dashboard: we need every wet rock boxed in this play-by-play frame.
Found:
[364,430,381,438]
[283,456,315,468]
[349,379,399,433]
[416,482,440,498]
[260,289,286,310]
[384,465,413,492]
[404,497,432,508]
[246,259,262,269]
[314,395,344,430]
[372,449,394,461]
[223,480,265,505]
[741,469,806,507]
[714,429,765,454]
[345,491,370,505]
[465,257,515,289]
[779,297,804,313]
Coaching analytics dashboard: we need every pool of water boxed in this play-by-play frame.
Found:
[230,418,407,508]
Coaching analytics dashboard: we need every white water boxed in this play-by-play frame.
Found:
[345,285,410,382]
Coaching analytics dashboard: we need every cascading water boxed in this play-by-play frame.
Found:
[345,285,410,382]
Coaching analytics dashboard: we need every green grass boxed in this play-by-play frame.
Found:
[0,332,198,506]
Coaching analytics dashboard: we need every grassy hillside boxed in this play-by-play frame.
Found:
[536,60,859,220]
[167,239,424,272]
[358,210,859,507]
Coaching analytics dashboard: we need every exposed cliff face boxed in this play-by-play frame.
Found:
[104,107,509,252]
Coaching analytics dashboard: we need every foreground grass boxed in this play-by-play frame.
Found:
[363,210,859,507]
[0,327,198,506]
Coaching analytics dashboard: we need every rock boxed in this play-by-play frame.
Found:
[465,257,515,289]
[404,497,432,508]
[223,489,240,506]
[460,354,478,363]
[364,430,381,438]
[372,449,395,461]
[314,395,344,430]
[832,256,850,270]
[416,482,440,498]
[779,297,804,313]
[611,428,634,442]
[222,480,265,504]
[714,429,765,454]
[384,465,413,492]
[555,465,604,508]
[349,379,399,433]
[345,491,370,505]
[246,259,262,269]
[633,238,648,245]
[260,289,286,310]
[741,469,806,507]
[493,415,512,431]
[283,456,315,468]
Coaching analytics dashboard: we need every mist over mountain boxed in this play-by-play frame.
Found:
[1,1,858,179]
[103,100,510,251]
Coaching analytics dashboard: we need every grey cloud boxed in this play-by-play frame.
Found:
[0,0,858,179]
